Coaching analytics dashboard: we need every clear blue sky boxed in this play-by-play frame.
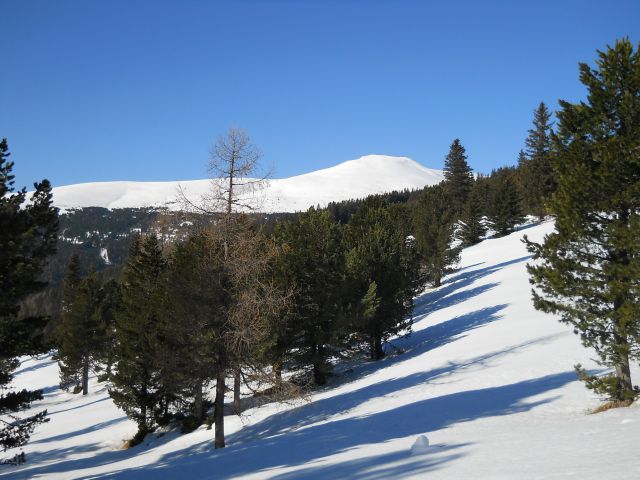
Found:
[2,0,638,187]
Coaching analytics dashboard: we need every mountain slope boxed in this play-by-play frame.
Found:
[4,221,640,479]
[49,155,444,213]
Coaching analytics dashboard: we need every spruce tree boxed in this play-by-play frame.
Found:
[345,198,422,359]
[0,138,58,454]
[413,184,460,287]
[109,235,167,444]
[443,139,474,214]
[526,39,640,402]
[487,168,524,237]
[523,102,555,219]
[458,186,487,247]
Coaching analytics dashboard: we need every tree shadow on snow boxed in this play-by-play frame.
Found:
[92,369,575,480]
[413,255,531,318]
[29,416,127,446]
[14,357,57,376]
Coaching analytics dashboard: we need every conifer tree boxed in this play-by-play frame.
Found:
[0,138,58,454]
[458,186,487,247]
[109,235,167,445]
[273,208,345,385]
[345,198,421,359]
[526,39,640,402]
[443,139,474,214]
[93,279,121,379]
[487,168,524,237]
[521,102,555,219]
[162,229,228,425]
[56,262,102,395]
[413,184,460,287]
[54,253,83,391]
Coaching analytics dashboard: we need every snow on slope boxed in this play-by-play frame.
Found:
[49,155,444,213]
[4,221,640,479]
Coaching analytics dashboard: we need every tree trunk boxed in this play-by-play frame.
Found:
[273,361,282,386]
[214,367,226,449]
[371,334,384,360]
[613,322,633,400]
[233,368,241,415]
[313,363,326,386]
[194,380,203,420]
[82,356,89,395]
[615,356,633,398]
[313,343,326,386]
[612,235,634,401]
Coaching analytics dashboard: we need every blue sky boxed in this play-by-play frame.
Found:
[2,0,638,187]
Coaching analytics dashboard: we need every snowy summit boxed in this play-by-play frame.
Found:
[48,155,444,213]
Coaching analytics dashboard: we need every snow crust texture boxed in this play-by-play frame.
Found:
[4,221,640,479]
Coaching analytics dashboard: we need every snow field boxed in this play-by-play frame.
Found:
[3,220,640,479]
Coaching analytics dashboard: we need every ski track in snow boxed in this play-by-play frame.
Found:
[3,220,640,479]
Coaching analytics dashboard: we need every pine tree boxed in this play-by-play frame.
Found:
[162,229,229,425]
[458,186,487,247]
[273,208,346,386]
[56,263,102,395]
[526,39,640,402]
[345,198,422,359]
[413,184,460,287]
[443,139,474,214]
[487,168,524,237]
[0,138,58,454]
[109,235,167,445]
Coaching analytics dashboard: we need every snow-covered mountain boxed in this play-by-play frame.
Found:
[50,155,444,213]
[6,221,640,479]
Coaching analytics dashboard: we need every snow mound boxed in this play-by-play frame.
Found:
[410,435,430,455]
[45,155,444,213]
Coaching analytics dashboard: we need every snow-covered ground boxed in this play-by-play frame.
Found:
[47,155,444,213]
[4,220,640,479]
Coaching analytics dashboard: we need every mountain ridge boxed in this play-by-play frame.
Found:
[47,155,444,213]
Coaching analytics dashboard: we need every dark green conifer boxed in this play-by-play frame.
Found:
[345,198,422,359]
[413,184,460,287]
[443,139,474,214]
[526,39,640,402]
[56,262,102,395]
[109,235,167,444]
[458,186,487,247]
[93,279,121,379]
[487,168,524,237]
[273,208,345,385]
[162,230,228,423]
[0,138,58,453]
[519,103,555,218]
